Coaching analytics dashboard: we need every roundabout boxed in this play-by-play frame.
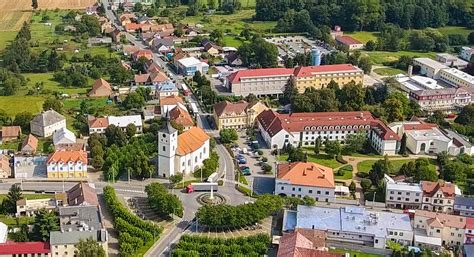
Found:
[196,192,227,205]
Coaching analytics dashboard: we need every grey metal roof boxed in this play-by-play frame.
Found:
[50,229,107,245]
[455,196,474,207]
[31,110,65,127]
[59,206,102,232]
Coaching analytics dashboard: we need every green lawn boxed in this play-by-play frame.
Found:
[63,97,111,110]
[0,215,34,227]
[345,31,378,44]
[373,67,406,76]
[0,140,20,151]
[0,194,54,202]
[278,153,342,169]
[334,165,353,180]
[364,50,437,64]
[437,26,473,37]
[223,35,244,47]
[0,96,44,116]
[0,31,18,51]
[196,0,256,8]
[23,73,88,95]
[357,159,437,174]
[330,249,383,257]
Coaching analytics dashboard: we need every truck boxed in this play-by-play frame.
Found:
[181,83,190,96]
[207,172,219,183]
[186,182,218,193]
[190,102,199,115]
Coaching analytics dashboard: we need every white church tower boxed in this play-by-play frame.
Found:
[158,121,178,178]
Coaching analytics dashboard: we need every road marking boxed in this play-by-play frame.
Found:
[115,188,145,194]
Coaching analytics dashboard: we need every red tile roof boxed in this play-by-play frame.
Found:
[467,217,474,229]
[370,120,400,140]
[293,64,361,77]
[89,78,112,97]
[213,100,249,117]
[1,126,21,138]
[278,230,340,257]
[47,150,88,164]
[228,68,294,84]
[0,241,50,254]
[277,162,335,188]
[160,95,184,106]
[416,210,465,229]
[177,127,210,155]
[335,35,363,46]
[421,181,456,198]
[170,106,194,127]
[21,134,38,152]
[257,110,376,136]
[403,123,437,131]
[88,117,109,128]
[67,182,99,206]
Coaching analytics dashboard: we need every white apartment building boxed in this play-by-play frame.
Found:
[158,123,210,177]
[385,177,423,210]
[414,210,465,248]
[409,88,472,113]
[284,205,413,249]
[257,110,399,155]
[88,115,143,135]
[275,162,335,202]
[439,68,474,88]
[414,58,448,79]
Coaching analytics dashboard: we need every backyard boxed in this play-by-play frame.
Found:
[357,159,438,174]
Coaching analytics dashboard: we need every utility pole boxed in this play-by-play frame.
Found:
[127,168,131,184]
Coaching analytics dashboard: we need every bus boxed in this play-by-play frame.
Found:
[181,83,190,96]
[186,182,218,193]
[190,102,199,115]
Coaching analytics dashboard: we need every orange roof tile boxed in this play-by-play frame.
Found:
[277,162,335,188]
[1,126,21,138]
[88,117,109,128]
[170,106,194,127]
[89,78,112,97]
[421,181,456,197]
[177,127,210,155]
[21,134,38,151]
[416,210,465,229]
[47,150,88,164]
[213,100,249,117]
[160,95,184,106]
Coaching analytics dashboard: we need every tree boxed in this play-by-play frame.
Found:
[133,2,143,12]
[360,178,372,192]
[455,104,474,126]
[238,37,278,68]
[314,137,322,154]
[32,0,38,9]
[32,209,60,241]
[105,125,128,147]
[469,32,474,44]
[145,183,184,218]
[413,159,438,182]
[399,133,407,155]
[358,56,372,74]
[219,128,238,144]
[286,146,305,162]
[349,181,356,199]
[126,123,137,138]
[365,40,376,51]
[324,140,341,158]
[4,184,22,214]
[123,92,145,109]
[13,112,32,133]
[169,173,183,187]
[210,29,224,45]
[369,156,393,185]
[76,238,106,257]
[302,196,315,206]
[383,98,404,122]
[42,97,63,113]
[344,132,366,154]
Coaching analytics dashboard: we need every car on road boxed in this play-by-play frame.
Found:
[236,155,247,164]
[240,166,251,176]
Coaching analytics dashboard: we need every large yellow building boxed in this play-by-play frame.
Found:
[293,64,364,93]
[213,101,268,130]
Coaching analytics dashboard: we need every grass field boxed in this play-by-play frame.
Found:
[23,73,89,95]
[364,51,437,64]
[278,153,342,169]
[0,96,44,116]
[0,0,96,11]
[345,31,378,44]
[330,249,383,257]
[180,10,276,34]
[197,0,256,8]
[334,165,353,180]
[0,31,18,51]
[373,67,406,76]
[357,159,437,174]
[437,26,474,37]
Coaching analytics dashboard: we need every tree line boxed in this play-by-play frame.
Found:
[146,183,184,218]
[256,0,474,33]
[172,234,270,257]
[103,186,162,256]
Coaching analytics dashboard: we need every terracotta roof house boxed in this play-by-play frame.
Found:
[132,49,154,62]
[169,106,194,130]
[122,45,140,56]
[66,182,99,207]
[335,35,364,50]
[278,229,341,257]
[46,150,88,178]
[213,100,268,130]
[30,110,66,138]
[276,162,336,202]
[158,124,210,178]
[88,78,112,97]
[160,95,186,116]
[0,126,21,142]
[21,134,38,155]
[0,155,11,178]
[0,242,50,256]
[414,210,466,248]
[421,180,459,213]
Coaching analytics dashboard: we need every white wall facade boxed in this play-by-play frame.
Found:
[31,120,66,138]
[158,129,177,177]
[421,191,455,213]
[274,179,335,202]
[230,75,292,97]
[386,186,423,210]
[177,140,209,175]
[460,47,473,61]
[47,161,87,175]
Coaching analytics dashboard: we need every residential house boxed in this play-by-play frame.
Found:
[277,229,342,257]
[335,36,364,50]
[21,134,38,155]
[283,206,414,249]
[455,196,474,217]
[156,81,179,99]
[133,70,169,86]
[466,218,474,245]
[224,52,242,66]
[0,155,11,178]
[175,57,209,76]
[169,106,194,131]
[111,29,124,42]
[1,126,21,142]
[257,110,399,155]
[0,242,51,256]
[50,206,107,257]
[87,37,112,46]
[213,100,268,130]
[53,128,76,147]
[88,78,112,97]
[30,110,66,138]
[132,49,154,62]
[16,194,65,216]
[385,177,423,210]
[66,182,99,207]
[119,13,136,26]
[414,210,465,249]
[46,150,88,178]
[122,45,140,56]
[88,115,143,135]
[160,95,187,116]
[151,38,174,53]
[85,4,99,15]
[13,156,48,179]
[158,124,210,177]
[203,42,221,56]
[389,121,474,155]
[275,162,336,202]
[421,181,459,213]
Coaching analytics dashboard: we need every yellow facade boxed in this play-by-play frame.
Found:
[213,101,268,130]
[48,171,88,178]
[294,72,364,93]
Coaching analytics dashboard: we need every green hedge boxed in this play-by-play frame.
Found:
[103,186,162,256]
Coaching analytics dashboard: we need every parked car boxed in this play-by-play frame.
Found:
[240,166,251,176]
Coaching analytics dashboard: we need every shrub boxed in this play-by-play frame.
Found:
[356,172,369,178]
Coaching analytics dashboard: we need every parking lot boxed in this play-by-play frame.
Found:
[232,131,277,195]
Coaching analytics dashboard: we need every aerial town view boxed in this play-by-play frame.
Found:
[1,0,474,256]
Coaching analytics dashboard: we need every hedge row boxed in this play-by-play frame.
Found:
[103,186,162,256]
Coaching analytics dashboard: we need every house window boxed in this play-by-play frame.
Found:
[309,190,313,193]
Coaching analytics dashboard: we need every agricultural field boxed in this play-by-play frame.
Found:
[0,11,32,31]
[0,96,44,116]
[373,67,406,76]
[0,0,96,11]
[196,0,256,8]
